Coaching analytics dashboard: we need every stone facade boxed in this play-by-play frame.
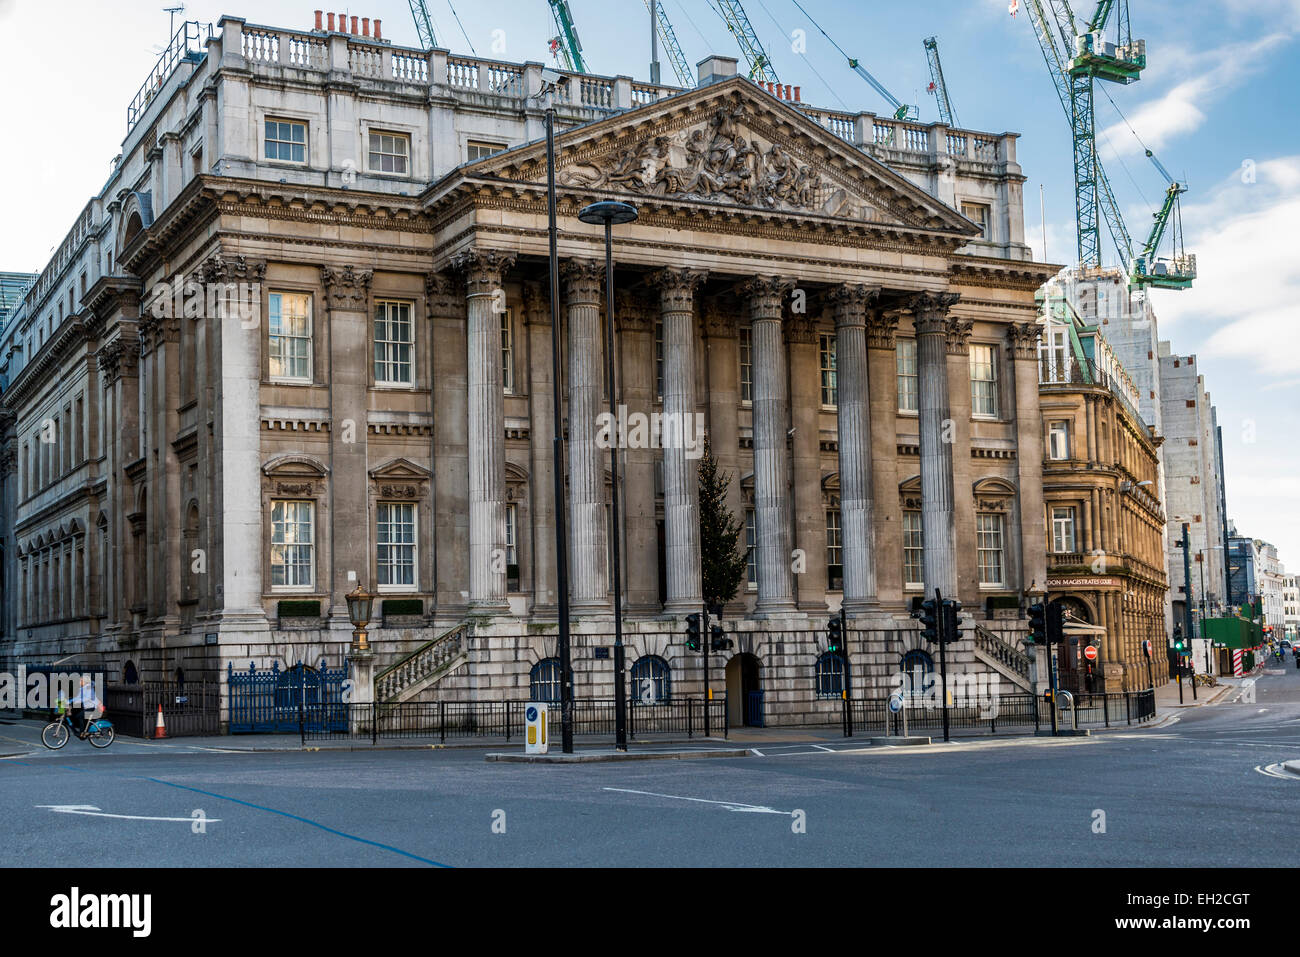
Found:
[0,16,1057,725]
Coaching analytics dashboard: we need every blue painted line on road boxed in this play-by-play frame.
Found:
[143,777,452,868]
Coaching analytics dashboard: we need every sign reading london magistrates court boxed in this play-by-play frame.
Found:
[1047,577,1121,588]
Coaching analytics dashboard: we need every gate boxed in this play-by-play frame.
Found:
[228,660,348,733]
[746,690,765,728]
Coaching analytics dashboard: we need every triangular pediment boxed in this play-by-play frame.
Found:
[452,77,977,236]
[368,458,432,482]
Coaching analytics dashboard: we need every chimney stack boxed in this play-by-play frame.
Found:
[361,17,370,37]
[351,15,359,34]
[793,86,801,102]
[338,11,347,32]
[374,19,382,40]
[327,12,335,31]
[314,10,323,31]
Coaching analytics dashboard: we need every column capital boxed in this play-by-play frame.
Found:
[561,258,603,303]
[320,264,373,311]
[615,290,656,332]
[1007,320,1042,359]
[945,317,974,356]
[451,248,516,293]
[649,267,708,312]
[522,281,551,326]
[908,290,961,334]
[738,275,795,321]
[866,309,901,349]
[829,283,881,328]
[784,313,818,345]
[424,271,462,318]
[197,252,266,284]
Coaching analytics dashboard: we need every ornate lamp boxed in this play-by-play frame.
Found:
[345,583,375,653]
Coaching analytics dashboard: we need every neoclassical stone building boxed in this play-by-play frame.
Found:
[0,16,1057,724]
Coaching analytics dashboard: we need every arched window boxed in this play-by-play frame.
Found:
[815,653,845,698]
[529,658,561,704]
[900,649,934,699]
[630,655,671,704]
[123,660,139,685]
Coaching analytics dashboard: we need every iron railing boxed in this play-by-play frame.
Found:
[105,680,221,737]
[302,697,729,743]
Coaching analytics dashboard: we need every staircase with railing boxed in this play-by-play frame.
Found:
[374,622,469,703]
[973,623,1034,693]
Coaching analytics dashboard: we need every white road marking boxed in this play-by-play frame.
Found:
[602,787,791,815]
[1255,765,1300,780]
[749,748,764,757]
[35,804,221,823]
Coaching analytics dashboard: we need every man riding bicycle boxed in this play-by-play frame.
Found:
[62,675,100,738]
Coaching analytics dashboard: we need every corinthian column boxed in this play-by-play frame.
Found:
[912,291,961,598]
[831,283,880,612]
[650,268,707,612]
[451,248,515,611]
[740,276,796,615]
[563,259,608,612]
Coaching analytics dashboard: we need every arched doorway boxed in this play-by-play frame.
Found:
[725,653,762,727]
[1050,596,1092,691]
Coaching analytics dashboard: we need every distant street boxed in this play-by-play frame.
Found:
[2,667,1298,867]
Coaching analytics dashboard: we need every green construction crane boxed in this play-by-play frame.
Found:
[408,0,440,50]
[548,0,587,74]
[707,0,779,84]
[1131,149,1195,288]
[1024,0,1138,271]
[923,37,958,127]
[790,0,917,120]
[645,0,694,88]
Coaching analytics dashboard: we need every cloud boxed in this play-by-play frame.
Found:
[1154,156,1300,376]
[1098,33,1291,160]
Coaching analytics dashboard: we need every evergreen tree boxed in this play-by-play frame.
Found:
[697,438,748,609]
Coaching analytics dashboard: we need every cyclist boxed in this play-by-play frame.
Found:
[63,675,101,738]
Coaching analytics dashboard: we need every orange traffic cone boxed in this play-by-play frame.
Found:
[154,704,167,739]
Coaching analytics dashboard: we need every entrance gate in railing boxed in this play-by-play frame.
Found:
[228,660,348,733]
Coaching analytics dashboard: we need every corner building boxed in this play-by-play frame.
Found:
[0,17,1058,724]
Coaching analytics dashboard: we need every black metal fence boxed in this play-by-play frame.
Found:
[302,697,729,743]
[104,681,221,738]
[844,688,1157,736]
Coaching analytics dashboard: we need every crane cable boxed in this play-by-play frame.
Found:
[756,0,850,110]
[445,0,476,55]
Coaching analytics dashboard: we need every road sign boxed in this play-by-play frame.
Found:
[888,693,904,714]
[525,702,548,754]
[1083,645,1097,662]
[1142,639,1152,658]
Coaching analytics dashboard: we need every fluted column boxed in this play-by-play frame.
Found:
[912,291,961,598]
[650,268,707,612]
[867,307,903,607]
[831,284,880,612]
[741,276,797,615]
[1009,321,1047,593]
[452,248,515,611]
[563,259,608,612]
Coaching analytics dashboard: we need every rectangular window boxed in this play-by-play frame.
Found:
[368,130,410,174]
[505,503,520,592]
[265,119,307,163]
[373,300,413,385]
[467,140,506,162]
[1052,506,1077,554]
[960,202,992,240]
[819,333,837,407]
[268,292,312,381]
[270,500,314,588]
[976,513,1005,587]
[826,509,842,590]
[970,344,998,417]
[655,319,664,401]
[376,502,416,589]
[1048,420,1070,460]
[739,326,753,403]
[501,309,514,394]
[745,507,757,589]
[903,509,924,588]
[897,338,918,413]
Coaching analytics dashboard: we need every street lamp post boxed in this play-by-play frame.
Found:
[579,199,638,752]
[538,73,575,754]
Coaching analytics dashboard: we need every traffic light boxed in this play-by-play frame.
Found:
[941,599,961,644]
[916,599,939,643]
[709,623,732,652]
[1172,625,1185,654]
[827,616,843,654]
[1027,602,1046,645]
[685,613,701,652]
[1046,601,1065,644]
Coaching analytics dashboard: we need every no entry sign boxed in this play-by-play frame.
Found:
[1083,645,1098,662]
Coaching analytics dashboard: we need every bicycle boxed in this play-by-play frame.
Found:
[41,705,115,750]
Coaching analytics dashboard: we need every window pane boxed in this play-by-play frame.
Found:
[897,339,918,412]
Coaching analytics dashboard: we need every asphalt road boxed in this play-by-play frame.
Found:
[2,666,1298,867]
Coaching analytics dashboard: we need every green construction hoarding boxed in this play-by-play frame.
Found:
[1202,616,1263,650]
